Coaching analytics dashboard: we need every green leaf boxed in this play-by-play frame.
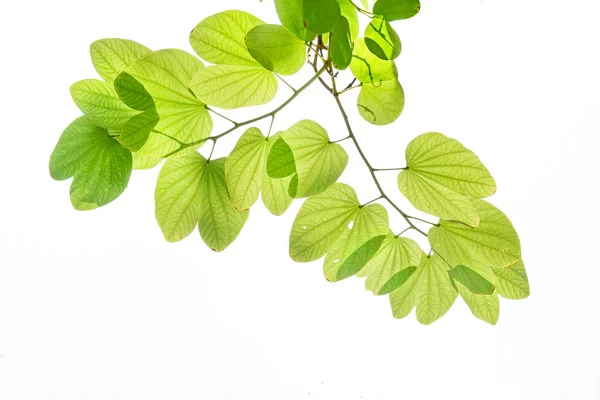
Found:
[360,0,371,10]
[190,10,264,66]
[90,38,151,83]
[323,204,389,281]
[289,183,360,262]
[365,18,401,60]
[358,79,404,125]
[357,233,421,295]
[70,79,139,130]
[266,137,296,178]
[245,24,306,76]
[198,158,249,252]
[403,132,496,198]
[337,0,360,40]
[492,260,530,300]
[261,132,295,216]
[330,17,354,70]
[274,0,317,42]
[190,65,278,110]
[302,0,341,34]
[132,152,162,170]
[448,264,495,295]
[389,252,426,319]
[398,169,479,226]
[115,49,212,157]
[155,152,206,242]
[373,0,421,21]
[350,38,398,85]
[456,282,500,325]
[50,117,132,211]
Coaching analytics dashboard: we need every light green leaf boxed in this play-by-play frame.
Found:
[323,204,389,281]
[448,264,495,295]
[303,0,341,34]
[155,152,206,242]
[360,0,371,10]
[414,254,458,325]
[350,39,398,85]
[274,0,317,42]
[50,117,132,211]
[266,137,296,178]
[90,38,151,83]
[289,183,360,262]
[365,18,401,60]
[492,260,530,300]
[132,152,162,170]
[373,0,421,21]
[261,132,294,215]
[70,79,139,130]
[190,65,278,110]
[358,79,404,125]
[245,24,306,76]
[456,282,500,325]
[330,17,354,70]
[190,10,264,66]
[337,0,360,40]
[358,233,421,295]
[389,252,426,319]
[404,132,496,198]
[199,158,249,251]
[115,49,212,157]
[398,169,479,226]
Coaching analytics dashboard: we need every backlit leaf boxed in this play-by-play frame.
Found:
[365,18,401,60]
[261,132,294,215]
[456,282,500,325]
[302,0,341,35]
[266,137,296,178]
[90,38,151,83]
[132,153,162,170]
[330,17,354,70]
[414,254,458,325]
[492,260,530,300]
[274,0,317,42]
[389,252,426,319]
[350,39,398,84]
[358,79,404,125]
[337,0,360,40]
[373,0,421,21]
[448,264,495,295]
[245,24,306,76]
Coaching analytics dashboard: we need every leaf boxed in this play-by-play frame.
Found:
[245,24,306,76]
[389,252,426,319]
[70,79,139,130]
[155,152,206,242]
[115,49,212,157]
[302,0,341,35]
[330,17,354,70]
[266,137,296,178]
[132,152,162,170]
[360,0,371,10]
[373,0,421,21]
[190,10,264,66]
[198,158,249,252]
[398,169,479,226]
[358,79,404,125]
[456,282,500,325]
[50,117,132,211]
[289,183,360,262]
[350,38,398,85]
[414,254,458,325]
[404,132,496,198]
[448,265,495,295]
[274,0,317,42]
[190,65,278,110]
[492,260,530,300]
[365,18,401,60]
[261,132,294,216]
[357,233,421,295]
[90,38,151,83]
[336,0,360,40]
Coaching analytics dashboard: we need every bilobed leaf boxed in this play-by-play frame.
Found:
[330,17,354,70]
[70,79,139,130]
[492,260,530,300]
[90,38,151,83]
[456,282,500,325]
[414,254,458,325]
[274,0,317,42]
[358,233,421,295]
[373,0,421,21]
[350,39,398,85]
[190,65,278,110]
[261,132,294,215]
[190,10,264,66]
[132,152,162,170]
[155,152,206,242]
[358,79,404,125]
[245,24,306,76]
[448,265,495,295]
[323,204,389,281]
[198,158,249,252]
[365,18,401,60]
[50,117,132,211]
[302,0,341,34]
[289,183,360,262]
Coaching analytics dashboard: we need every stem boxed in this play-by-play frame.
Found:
[336,83,362,96]
[206,107,239,125]
[207,139,217,161]
[275,73,297,92]
[349,0,374,16]
[373,167,405,172]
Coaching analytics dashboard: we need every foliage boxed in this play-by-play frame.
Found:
[49,0,529,325]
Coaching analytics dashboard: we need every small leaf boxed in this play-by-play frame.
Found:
[492,260,530,300]
[190,65,278,110]
[365,18,401,60]
[448,265,495,295]
[302,0,341,34]
[266,137,296,178]
[245,24,306,76]
[373,0,421,21]
[289,183,360,262]
[330,17,354,70]
[414,254,458,325]
[456,282,500,325]
[190,10,264,66]
[50,117,132,211]
[90,38,151,83]
[336,0,360,40]
[389,252,426,319]
[261,132,294,215]
[350,38,398,85]
[358,79,404,125]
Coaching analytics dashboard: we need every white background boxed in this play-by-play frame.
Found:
[1,0,599,399]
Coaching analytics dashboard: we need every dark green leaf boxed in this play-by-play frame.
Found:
[365,18,401,60]
[373,0,421,21]
[330,17,354,70]
[302,0,341,34]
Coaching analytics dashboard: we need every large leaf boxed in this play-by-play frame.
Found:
[190,10,264,66]
[115,49,212,157]
[261,132,294,216]
[350,39,398,85]
[358,79,404,125]
[289,183,360,262]
[90,38,151,83]
[357,233,421,295]
[70,79,139,130]
[456,282,500,325]
[492,260,530,300]
[132,153,162,170]
[198,158,249,251]
[50,117,132,211]
[190,65,278,110]
[365,18,401,60]
[245,24,306,76]
[330,17,354,70]
[302,0,341,35]
[323,204,389,282]
[373,0,421,21]
[274,0,317,42]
